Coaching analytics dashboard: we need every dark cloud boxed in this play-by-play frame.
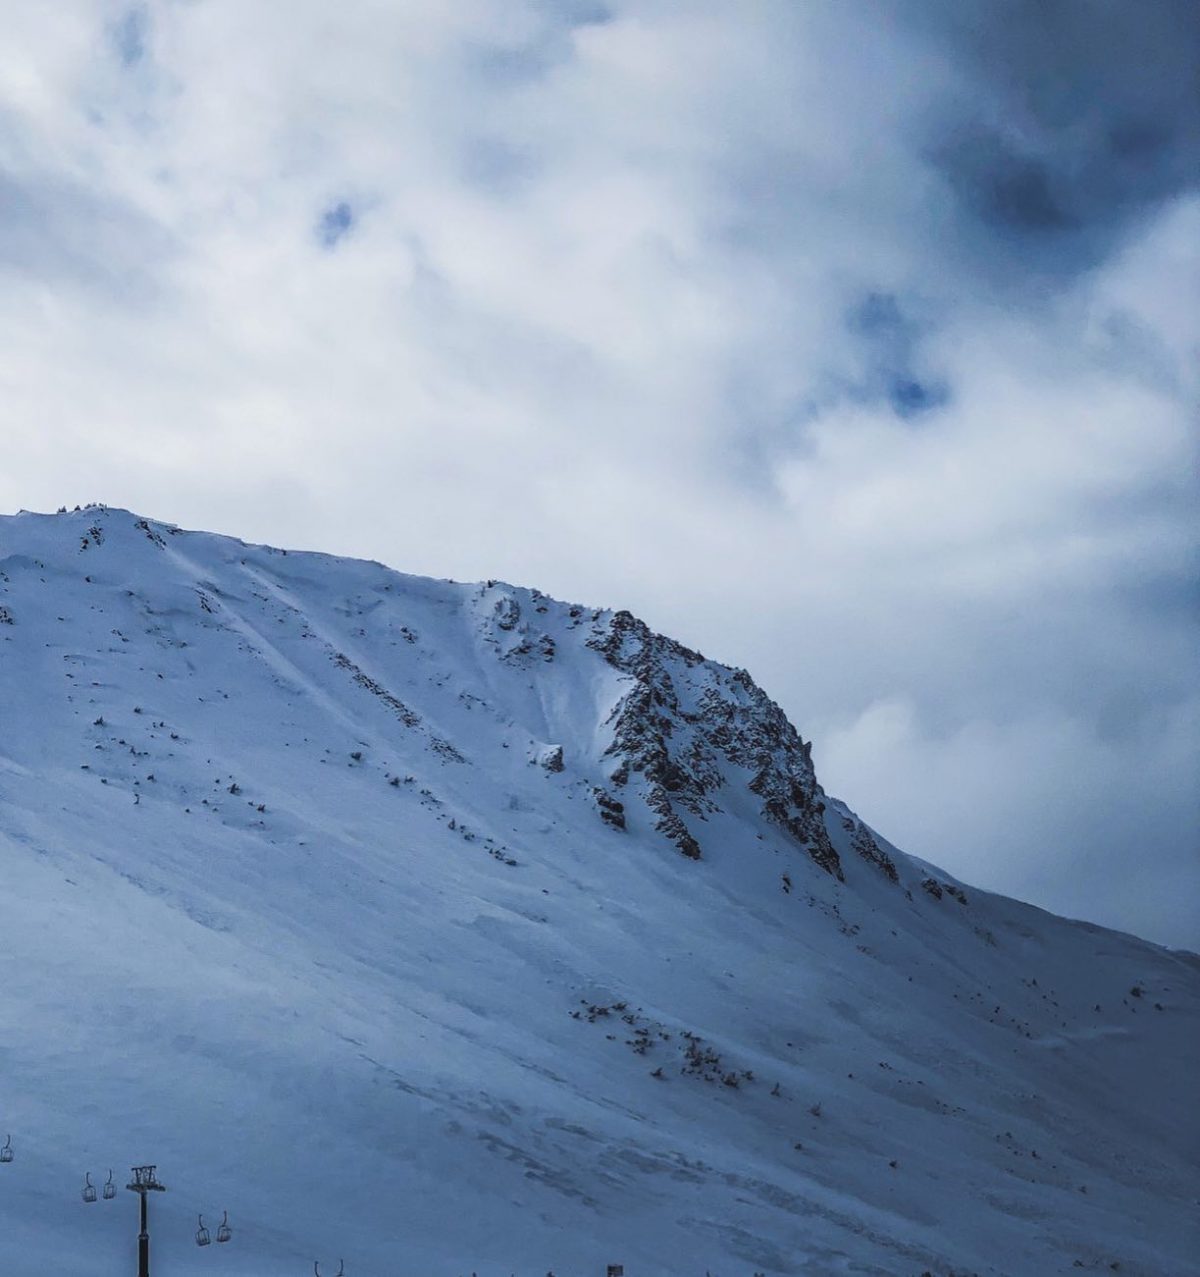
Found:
[909,0,1200,281]
[937,131,1077,235]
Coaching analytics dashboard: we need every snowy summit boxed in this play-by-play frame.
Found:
[0,505,1196,1275]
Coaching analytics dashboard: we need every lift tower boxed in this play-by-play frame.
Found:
[126,1165,167,1277]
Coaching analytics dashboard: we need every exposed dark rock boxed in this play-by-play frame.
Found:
[588,610,844,875]
[494,596,521,631]
[592,787,626,831]
[850,823,899,882]
[331,650,464,762]
[922,877,968,904]
[134,518,166,549]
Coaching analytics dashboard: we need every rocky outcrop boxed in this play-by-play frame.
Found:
[922,877,968,905]
[849,822,899,882]
[592,787,627,831]
[478,586,559,666]
[587,609,845,876]
[468,586,895,885]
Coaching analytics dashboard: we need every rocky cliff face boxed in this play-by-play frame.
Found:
[586,608,845,874]
[470,578,898,883]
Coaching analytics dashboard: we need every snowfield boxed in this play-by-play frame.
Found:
[0,505,1196,1276]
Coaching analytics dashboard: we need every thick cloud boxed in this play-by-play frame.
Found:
[1,1,1195,945]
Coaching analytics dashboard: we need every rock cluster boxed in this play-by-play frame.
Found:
[848,821,899,882]
[587,609,849,877]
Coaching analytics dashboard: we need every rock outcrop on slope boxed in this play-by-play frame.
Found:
[586,608,847,876]
[472,580,892,880]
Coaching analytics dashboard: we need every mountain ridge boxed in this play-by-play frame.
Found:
[0,503,1195,1276]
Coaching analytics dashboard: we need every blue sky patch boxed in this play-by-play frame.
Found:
[112,7,148,68]
[317,202,355,249]
[847,291,949,422]
[887,376,949,419]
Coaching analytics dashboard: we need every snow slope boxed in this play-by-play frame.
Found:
[0,505,1195,1277]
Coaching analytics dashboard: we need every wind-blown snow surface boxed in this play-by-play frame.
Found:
[0,506,1196,1277]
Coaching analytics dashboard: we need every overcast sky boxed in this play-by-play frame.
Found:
[2,1,1196,947]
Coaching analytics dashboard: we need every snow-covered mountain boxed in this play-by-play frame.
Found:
[0,505,1195,1277]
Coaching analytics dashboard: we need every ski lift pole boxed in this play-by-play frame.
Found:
[126,1165,166,1277]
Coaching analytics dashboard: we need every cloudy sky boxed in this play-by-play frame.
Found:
[2,1,1196,946]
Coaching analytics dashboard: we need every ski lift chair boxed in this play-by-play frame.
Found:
[314,1262,344,1276]
[0,1135,12,1164]
[196,1214,212,1246]
[216,1210,231,1243]
[103,1169,116,1200]
[82,1173,97,1203]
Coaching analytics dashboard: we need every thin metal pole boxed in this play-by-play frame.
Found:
[126,1165,165,1277]
[138,1190,149,1277]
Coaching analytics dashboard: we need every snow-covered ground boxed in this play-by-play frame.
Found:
[0,505,1195,1276]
